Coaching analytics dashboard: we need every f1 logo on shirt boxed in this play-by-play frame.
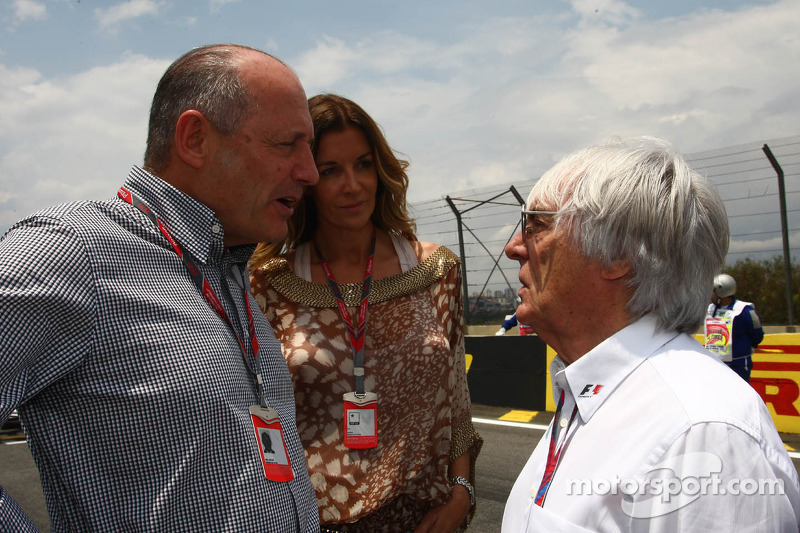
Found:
[579,384,604,397]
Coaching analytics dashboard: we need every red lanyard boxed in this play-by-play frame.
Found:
[312,231,376,397]
[535,389,579,507]
[117,187,264,402]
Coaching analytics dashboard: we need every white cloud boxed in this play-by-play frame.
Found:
[291,0,800,204]
[0,53,170,230]
[95,0,162,32]
[490,223,519,245]
[1,0,797,248]
[561,0,800,136]
[263,37,279,54]
[657,108,710,126]
[729,231,800,256]
[295,36,360,88]
[210,0,240,12]
[295,31,442,92]
[9,0,46,25]
[294,19,574,199]
[568,0,642,26]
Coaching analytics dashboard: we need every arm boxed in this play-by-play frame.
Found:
[502,314,519,330]
[416,261,483,533]
[497,313,518,335]
[625,417,800,532]
[744,306,764,348]
[415,451,472,533]
[447,450,473,511]
[0,218,96,530]
[444,262,483,471]
[0,488,39,533]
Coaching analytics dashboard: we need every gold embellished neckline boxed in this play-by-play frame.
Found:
[255,246,460,307]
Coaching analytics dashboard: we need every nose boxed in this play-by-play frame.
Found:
[294,143,319,186]
[505,230,528,263]
[340,167,360,193]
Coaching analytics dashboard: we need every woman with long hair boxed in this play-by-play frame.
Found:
[250,94,482,532]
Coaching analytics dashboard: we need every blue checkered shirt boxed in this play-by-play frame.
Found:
[0,167,319,532]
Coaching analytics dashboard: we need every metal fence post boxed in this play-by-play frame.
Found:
[445,195,470,324]
[762,143,796,326]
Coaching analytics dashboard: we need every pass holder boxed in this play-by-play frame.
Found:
[343,391,378,449]
[249,405,294,482]
[705,311,734,362]
[118,189,288,479]
[313,232,379,450]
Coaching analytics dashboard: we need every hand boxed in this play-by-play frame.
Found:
[414,485,471,533]
[495,327,506,336]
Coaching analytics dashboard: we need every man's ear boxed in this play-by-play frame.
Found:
[601,258,630,281]
[174,110,212,169]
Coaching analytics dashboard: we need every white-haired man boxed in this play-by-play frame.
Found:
[502,137,800,531]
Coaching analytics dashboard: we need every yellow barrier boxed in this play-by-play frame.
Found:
[748,334,800,434]
[545,346,556,413]
[545,334,800,434]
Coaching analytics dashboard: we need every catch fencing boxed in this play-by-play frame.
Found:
[412,135,800,324]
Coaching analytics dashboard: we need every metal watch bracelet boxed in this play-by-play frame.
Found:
[449,475,475,507]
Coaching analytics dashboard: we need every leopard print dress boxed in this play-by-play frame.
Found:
[250,245,482,532]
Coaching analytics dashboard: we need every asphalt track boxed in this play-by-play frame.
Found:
[3,405,800,532]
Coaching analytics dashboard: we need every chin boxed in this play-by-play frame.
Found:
[515,309,534,326]
[266,231,289,244]
[262,217,289,240]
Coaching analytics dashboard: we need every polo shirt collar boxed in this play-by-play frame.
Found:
[551,314,679,423]
[123,166,255,265]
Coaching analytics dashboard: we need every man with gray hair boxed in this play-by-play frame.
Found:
[0,44,319,531]
[501,137,800,531]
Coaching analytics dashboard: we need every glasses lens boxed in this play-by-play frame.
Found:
[521,211,532,240]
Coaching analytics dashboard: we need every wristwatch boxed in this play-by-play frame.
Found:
[449,476,475,507]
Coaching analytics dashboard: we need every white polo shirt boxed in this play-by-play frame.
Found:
[502,314,800,532]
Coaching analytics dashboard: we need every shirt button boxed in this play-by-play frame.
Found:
[211,223,221,234]
[560,418,568,428]
[530,488,537,498]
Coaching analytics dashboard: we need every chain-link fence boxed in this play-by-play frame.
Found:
[411,135,800,324]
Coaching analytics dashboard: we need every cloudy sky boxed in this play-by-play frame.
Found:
[1,0,798,237]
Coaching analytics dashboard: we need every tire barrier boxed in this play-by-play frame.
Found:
[465,335,548,411]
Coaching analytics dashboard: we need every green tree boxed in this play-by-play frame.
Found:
[723,256,799,325]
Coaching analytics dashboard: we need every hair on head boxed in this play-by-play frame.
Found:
[527,136,729,333]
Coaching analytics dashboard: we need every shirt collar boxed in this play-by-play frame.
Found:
[551,314,679,423]
[122,166,254,265]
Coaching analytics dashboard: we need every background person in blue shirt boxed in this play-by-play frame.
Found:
[495,297,534,336]
[495,313,519,335]
[706,273,765,382]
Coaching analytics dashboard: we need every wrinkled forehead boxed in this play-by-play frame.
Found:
[524,186,547,211]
